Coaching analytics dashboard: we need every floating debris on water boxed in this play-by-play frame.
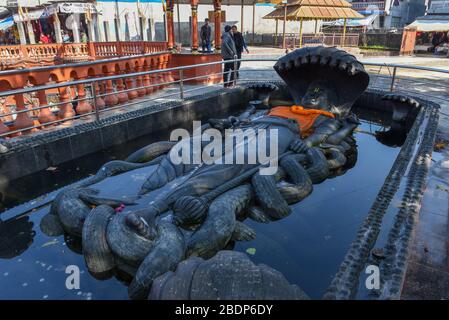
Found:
[246,248,256,255]
[42,239,59,248]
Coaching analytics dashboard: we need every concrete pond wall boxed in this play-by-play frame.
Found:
[0,88,253,182]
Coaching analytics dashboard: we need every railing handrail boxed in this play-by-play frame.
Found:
[0,56,448,139]
[0,41,168,75]
[1,58,448,98]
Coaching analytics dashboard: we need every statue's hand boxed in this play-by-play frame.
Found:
[289,138,309,154]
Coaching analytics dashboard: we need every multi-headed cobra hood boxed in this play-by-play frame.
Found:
[274,46,370,117]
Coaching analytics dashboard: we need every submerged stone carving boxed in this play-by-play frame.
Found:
[36,46,420,300]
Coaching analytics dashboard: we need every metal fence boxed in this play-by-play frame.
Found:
[1,57,448,139]
[272,33,360,48]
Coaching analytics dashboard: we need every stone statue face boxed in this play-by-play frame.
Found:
[300,83,331,111]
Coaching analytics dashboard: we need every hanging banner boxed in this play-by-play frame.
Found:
[13,9,44,22]
[58,2,100,14]
[13,2,100,22]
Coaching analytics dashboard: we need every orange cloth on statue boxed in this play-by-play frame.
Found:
[268,105,335,137]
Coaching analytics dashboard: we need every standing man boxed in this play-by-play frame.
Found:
[200,18,212,53]
[221,25,237,87]
[231,25,249,79]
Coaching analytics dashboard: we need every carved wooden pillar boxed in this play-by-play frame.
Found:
[213,0,222,52]
[36,89,56,125]
[166,0,175,51]
[57,86,76,120]
[191,0,199,53]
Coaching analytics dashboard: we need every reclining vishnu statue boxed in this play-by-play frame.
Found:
[40,46,376,299]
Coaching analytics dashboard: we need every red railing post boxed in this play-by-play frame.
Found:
[20,45,29,59]
[117,41,123,56]
[87,41,96,59]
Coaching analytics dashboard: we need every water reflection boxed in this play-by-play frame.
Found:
[0,216,35,259]
[375,122,408,148]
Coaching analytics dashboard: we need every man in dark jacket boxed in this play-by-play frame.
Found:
[221,25,237,87]
[200,18,212,53]
[231,25,249,79]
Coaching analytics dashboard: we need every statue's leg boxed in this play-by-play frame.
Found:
[139,157,181,194]
[79,158,162,188]
[125,141,177,163]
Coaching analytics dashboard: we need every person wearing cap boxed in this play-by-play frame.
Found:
[221,25,237,87]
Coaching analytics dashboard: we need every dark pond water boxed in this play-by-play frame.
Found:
[0,108,404,300]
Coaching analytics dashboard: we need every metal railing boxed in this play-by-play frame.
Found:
[1,57,448,138]
[0,41,168,69]
[272,33,360,47]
